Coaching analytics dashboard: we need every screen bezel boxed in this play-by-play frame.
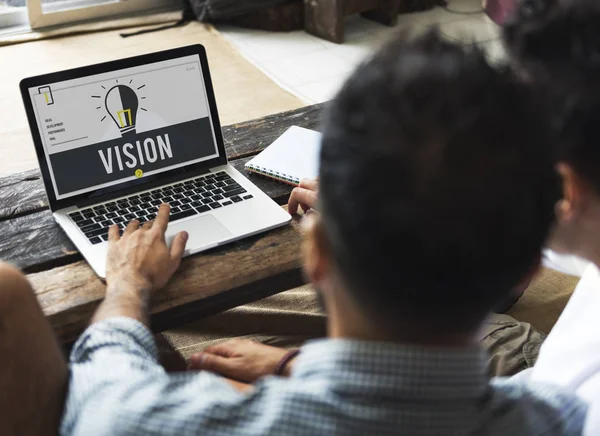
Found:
[20,44,227,211]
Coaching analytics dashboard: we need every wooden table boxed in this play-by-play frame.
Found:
[0,104,324,344]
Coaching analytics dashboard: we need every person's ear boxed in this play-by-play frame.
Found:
[555,162,588,223]
[301,213,330,287]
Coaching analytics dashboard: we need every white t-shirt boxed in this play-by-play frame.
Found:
[529,263,600,434]
[542,250,590,277]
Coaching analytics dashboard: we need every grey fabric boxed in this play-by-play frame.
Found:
[188,0,292,21]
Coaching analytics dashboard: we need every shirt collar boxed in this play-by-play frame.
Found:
[293,338,490,401]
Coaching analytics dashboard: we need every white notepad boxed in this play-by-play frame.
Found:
[245,126,322,186]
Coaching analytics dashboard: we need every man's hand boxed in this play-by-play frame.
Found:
[93,204,189,326]
[105,203,188,292]
[288,178,319,215]
[188,339,296,382]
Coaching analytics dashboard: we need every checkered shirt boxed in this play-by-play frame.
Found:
[61,317,587,435]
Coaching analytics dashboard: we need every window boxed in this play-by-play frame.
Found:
[29,0,179,29]
[0,1,28,29]
[1,0,179,30]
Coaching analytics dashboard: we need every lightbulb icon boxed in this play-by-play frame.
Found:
[105,85,139,137]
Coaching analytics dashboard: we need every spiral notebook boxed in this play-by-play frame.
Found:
[245,126,322,186]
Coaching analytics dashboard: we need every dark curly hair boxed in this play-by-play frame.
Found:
[319,30,559,332]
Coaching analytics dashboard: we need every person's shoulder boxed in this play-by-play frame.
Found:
[578,263,600,288]
[489,377,587,434]
[491,376,584,406]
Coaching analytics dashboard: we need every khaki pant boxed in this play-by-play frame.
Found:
[481,313,545,376]
[161,285,546,377]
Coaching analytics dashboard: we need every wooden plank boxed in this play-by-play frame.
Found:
[28,213,305,344]
[0,156,296,273]
[304,0,345,43]
[0,168,47,219]
[0,210,77,273]
[0,104,324,222]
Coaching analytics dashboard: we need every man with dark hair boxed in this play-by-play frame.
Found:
[500,1,600,433]
[45,31,589,435]
[503,0,599,90]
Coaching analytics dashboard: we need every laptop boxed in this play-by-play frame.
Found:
[20,45,291,278]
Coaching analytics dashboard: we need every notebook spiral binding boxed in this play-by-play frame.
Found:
[245,164,300,187]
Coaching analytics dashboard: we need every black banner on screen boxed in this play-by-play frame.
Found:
[50,118,215,195]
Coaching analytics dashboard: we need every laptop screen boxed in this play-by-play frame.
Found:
[27,54,220,200]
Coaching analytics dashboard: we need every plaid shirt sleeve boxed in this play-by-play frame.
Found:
[60,317,253,436]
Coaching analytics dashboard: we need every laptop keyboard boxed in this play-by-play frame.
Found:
[68,171,254,245]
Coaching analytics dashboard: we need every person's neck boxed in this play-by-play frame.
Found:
[323,283,479,348]
[570,229,600,271]
[575,200,600,269]
[581,246,600,272]
[328,318,479,348]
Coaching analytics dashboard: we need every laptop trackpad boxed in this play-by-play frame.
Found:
[166,214,232,252]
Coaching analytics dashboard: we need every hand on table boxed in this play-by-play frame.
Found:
[94,204,189,325]
[188,339,296,383]
[288,178,319,215]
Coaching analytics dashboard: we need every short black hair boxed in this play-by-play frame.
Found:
[503,0,600,194]
[503,0,600,88]
[319,30,559,332]
[553,95,600,196]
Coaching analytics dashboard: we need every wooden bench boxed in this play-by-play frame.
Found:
[0,104,324,344]
[221,0,446,41]
[304,0,401,43]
